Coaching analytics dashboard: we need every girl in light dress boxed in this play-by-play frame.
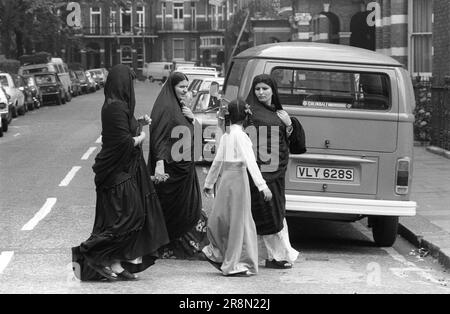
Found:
[202,99,272,276]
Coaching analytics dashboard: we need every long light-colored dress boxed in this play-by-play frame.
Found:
[202,124,268,276]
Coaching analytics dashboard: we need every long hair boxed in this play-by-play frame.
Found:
[247,74,283,111]
[225,98,252,128]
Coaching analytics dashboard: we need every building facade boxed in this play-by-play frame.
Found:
[68,0,239,74]
[250,0,433,79]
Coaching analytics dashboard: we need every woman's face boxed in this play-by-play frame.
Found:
[254,82,273,105]
[174,80,189,103]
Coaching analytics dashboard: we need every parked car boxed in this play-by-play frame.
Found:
[18,57,72,103]
[0,72,26,117]
[69,70,81,97]
[191,90,221,162]
[74,70,90,94]
[178,66,220,81]
[33,72,66,106]
[0,86,12,135]
[85,71,98,92]
[143,62,173,82]
[222,42,417,247]
[88,68,107,87]
[188,77,224,97]
[23,75,42,109]
[13,74,35,111]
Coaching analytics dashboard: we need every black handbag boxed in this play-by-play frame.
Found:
[289,117,307,154]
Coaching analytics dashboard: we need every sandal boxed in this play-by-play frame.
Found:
[117,269,138,281]
[89,264,118,281]
[265,259,293,269]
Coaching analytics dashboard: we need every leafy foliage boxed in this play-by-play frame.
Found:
[413,79,433,142]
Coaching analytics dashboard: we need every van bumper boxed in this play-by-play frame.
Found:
[286,194,416,216]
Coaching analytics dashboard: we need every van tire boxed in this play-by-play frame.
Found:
[371,216,399,247]
[12,105,18,118]
[0,125,3,137]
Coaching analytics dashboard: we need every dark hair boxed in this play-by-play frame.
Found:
[226,98,251,126]
[170,71,188,88]
[249,74,283,110]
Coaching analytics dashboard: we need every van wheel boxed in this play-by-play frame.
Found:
[370,216,399,247]
[0,125,3,137]
[12,106,18,118]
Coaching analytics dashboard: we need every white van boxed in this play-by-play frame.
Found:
[143,62,173,82]
[18,58,72,103]
[177,66,220,81]
[222,42,417,247]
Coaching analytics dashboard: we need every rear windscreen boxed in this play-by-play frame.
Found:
[271,68,391,111]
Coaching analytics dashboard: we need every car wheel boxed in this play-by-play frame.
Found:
[18,105,26,115]
[61,94,66,104]
[1,117,7,132]
[0,125,3,137]
[66,91,72,102]
[56,95,62,106]
[28,102,34,111]
[370,216,399,247]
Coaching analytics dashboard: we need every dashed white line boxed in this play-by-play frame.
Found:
[13,133,20,137]
[59,166,82,187]
[81,147,97,160]
[0,251,14,275]
[95,136,102,144]
[21,198,57,231]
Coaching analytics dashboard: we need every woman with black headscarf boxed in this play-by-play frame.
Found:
[72,64,169,281]
[245,74,299,269]
[148,71,207,259]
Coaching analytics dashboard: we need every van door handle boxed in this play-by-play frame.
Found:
[290,154,376,164]
[325,140,330,148]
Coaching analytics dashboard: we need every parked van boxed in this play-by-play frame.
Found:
[177,66,220,81]
[18,57,72,103]
[222,42,417,247]
[143,62,173,82]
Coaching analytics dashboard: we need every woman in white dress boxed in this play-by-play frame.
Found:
[202,99,272,276]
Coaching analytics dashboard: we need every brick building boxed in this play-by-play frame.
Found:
[250,0,433,79]
[68,0,240,74]
[432,0,450,86]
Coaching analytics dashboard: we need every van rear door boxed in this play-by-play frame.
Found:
[265,62,399,196]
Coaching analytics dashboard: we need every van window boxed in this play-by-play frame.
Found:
[224,59,248,100]
[0,75,9,87]
[271,67,391,111]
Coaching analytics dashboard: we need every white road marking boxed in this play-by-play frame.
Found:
[59,166,82,187]
[0,251,14,275]
[81,147,97,160]
[13,133,20,137]
[21,198,57,231]
[95,136,102,144]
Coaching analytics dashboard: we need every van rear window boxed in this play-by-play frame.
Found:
[271,68,391,111]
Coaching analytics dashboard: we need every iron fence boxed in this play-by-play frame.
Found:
[431,85,450,150]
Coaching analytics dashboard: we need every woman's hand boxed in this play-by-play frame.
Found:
[182,105,195,121]
[203,187,214,198]
[133,131,146,146]
[137,114,151,126]
[277,110,292,127]
[262,188,273,202]
[154,160,169,183]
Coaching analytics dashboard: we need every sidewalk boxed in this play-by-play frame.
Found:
[399,145,450,269]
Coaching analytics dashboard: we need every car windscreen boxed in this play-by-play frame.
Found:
[271,67,391,111]
[192,93,220,113]
[34,74,57,84]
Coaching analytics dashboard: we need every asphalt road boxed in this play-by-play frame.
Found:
[0,81,449,295]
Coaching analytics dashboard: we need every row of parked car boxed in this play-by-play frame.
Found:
[0,68,108,137]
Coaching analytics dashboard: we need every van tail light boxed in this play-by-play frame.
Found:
[396,157,411,195]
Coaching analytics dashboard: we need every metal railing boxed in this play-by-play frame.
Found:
[81,27,155,36]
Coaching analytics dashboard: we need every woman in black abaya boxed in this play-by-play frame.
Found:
[72,65,169,281]
[149,71,207,259]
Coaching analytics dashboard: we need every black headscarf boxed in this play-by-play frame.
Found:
[246,74,283,111]
[93,64,139,188]
[149,71,192,170]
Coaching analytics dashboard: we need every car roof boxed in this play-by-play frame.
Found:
[234,42,402,67]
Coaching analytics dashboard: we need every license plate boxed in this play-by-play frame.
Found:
[296,166,354,181]
[203,143,216,154]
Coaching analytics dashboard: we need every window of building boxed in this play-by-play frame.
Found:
[110,10,117,34]
[409,0,432,77]
[121,6,132,33]
[90,7,101,34]
[162,2,166,30]
[173,39,185,60]
[137,6,145,29]
[191,2,197,30]
[121,46,133,67]
[162,40,167,61]
[211,5,218,30]
[191,39,197,61]
[173,2,184,30]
